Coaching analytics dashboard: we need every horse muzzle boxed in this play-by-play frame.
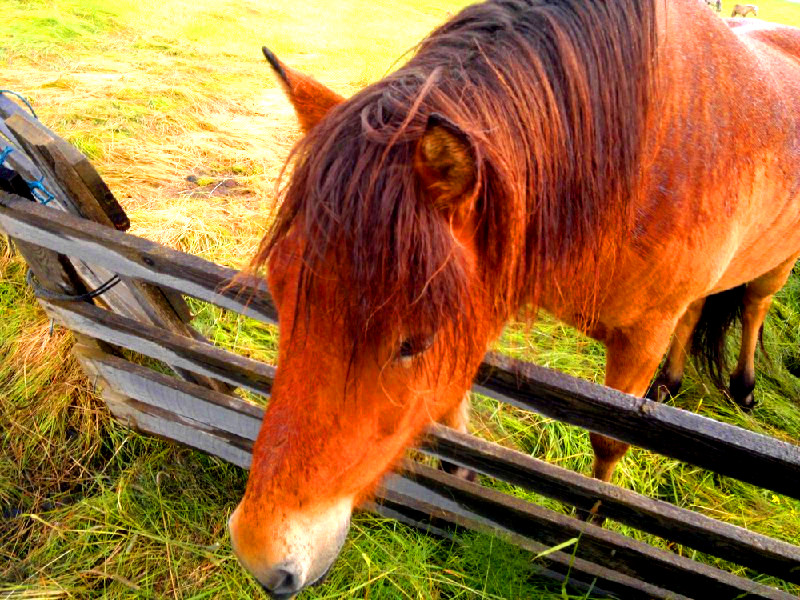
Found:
[228,498,352,597]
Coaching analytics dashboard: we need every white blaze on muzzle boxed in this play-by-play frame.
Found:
[229,496,353,598]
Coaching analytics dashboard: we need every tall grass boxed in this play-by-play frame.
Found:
[2,0,800,598]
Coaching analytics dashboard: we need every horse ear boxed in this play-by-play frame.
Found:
[414,113,477,214]
[262,46,344,132]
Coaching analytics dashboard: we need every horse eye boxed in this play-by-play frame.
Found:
[397,334,435,362]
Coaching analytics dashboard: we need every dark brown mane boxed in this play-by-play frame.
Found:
[253,0,659,354]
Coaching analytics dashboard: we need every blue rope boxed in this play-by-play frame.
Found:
[0,89,38,119]
[28,179,55,206]
[0,145,12,167]
[0,90,56,207]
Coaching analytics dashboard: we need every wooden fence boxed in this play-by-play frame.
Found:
[1,94,799,599]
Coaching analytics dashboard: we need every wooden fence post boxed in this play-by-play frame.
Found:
[1,103,232,393]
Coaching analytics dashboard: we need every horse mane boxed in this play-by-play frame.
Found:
[253,0,659,358]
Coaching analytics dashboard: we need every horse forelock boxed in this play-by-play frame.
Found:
[253,0,659,356]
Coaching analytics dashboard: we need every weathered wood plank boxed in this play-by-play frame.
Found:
[422,423,800,584]
[376,475,691,600]
[83,354,263,441]
[7,115,119,227]
[13,237,82,301]
[0,94,37,122]
[400,461,794,600]
[104,390,254,470]
[47,134,129,231]
[72,262,153,323]
[3,116,230,392]
[1,100,128,230]
[42,299,273,397]
[0,194,277,324]
[475,353,800,501]
[74,346,256,468]
[156,284,194,323]
[110,274,234,394]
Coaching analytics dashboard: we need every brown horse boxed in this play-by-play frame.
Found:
[229,1,800,596]
[731,3,759,17]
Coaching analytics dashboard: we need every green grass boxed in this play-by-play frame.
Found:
[3,0,800,598]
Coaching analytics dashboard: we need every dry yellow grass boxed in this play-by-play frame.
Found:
[1,0,461,267]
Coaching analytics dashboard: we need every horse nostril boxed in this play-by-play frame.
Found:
[259,564,302,599]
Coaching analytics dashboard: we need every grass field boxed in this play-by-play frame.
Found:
[2,0,800,598]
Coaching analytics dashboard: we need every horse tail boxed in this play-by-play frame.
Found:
[690,285,747,388]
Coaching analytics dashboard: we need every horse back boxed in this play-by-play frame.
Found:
[595,7,800,323]
[728,19,800,68]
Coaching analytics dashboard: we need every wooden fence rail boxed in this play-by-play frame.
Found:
[2,195,799,500]
[0,193,277,324]
[422,425,800,585]
[41,297,275,397]
[70,349,796,600]
[23,283,800,584]
[0,98,233,394]
[476,354,800,500]
[2,99,799,599]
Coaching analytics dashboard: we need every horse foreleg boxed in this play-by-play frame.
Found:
[646,299,705,402]
[591,323,675,483]
[438,392,477,481]
[730,257,797,409]
[577,323,673,524]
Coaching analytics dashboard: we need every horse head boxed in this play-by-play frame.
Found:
[229,49,498,598]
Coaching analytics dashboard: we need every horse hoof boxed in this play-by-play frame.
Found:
[729,374,756,411]
[733,390,757,412]
[646,375,681,403]
[440,460,477,482]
